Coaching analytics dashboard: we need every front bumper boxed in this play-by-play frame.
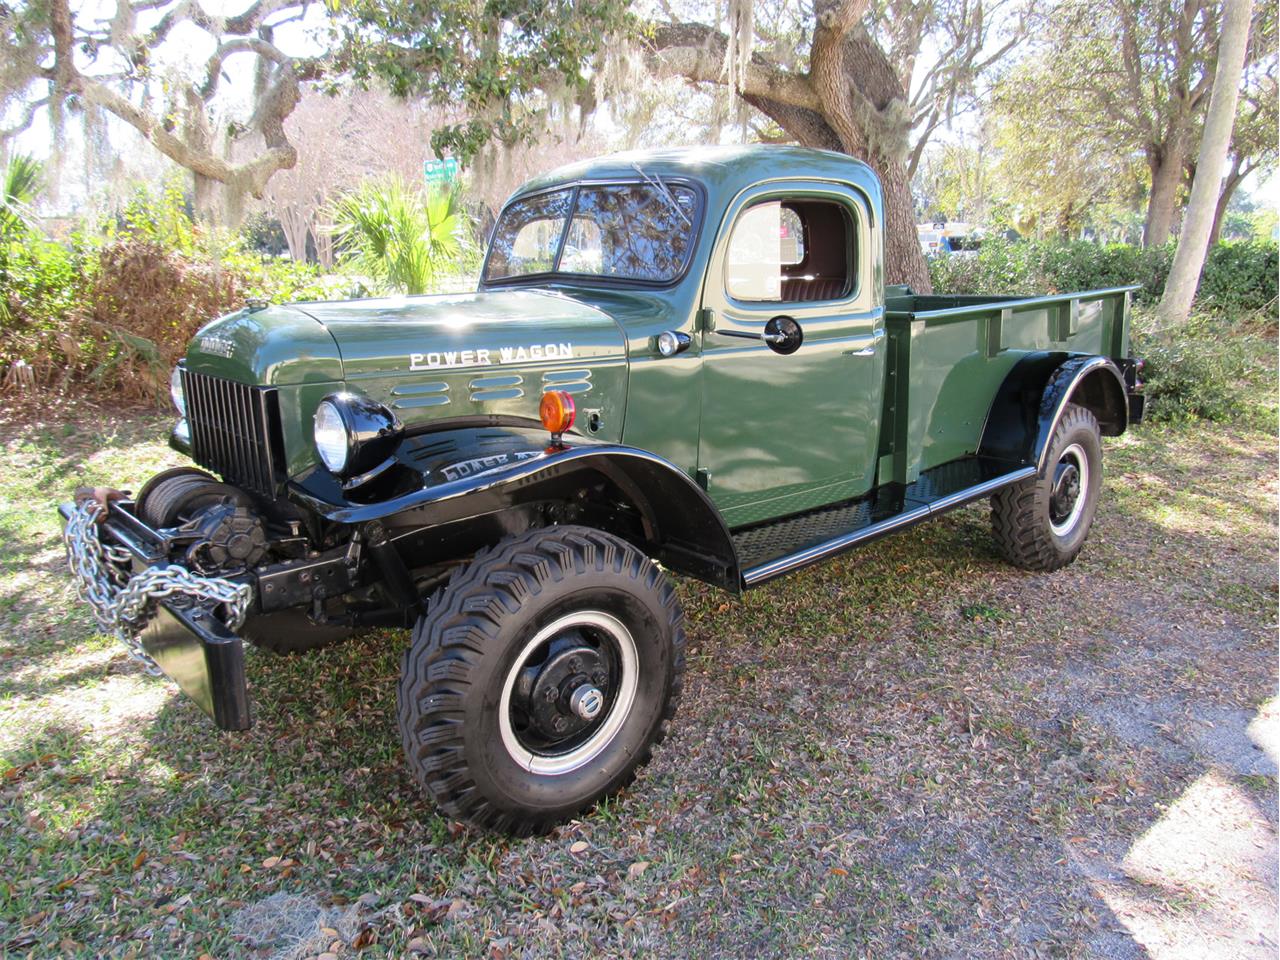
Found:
[58,500,253,731]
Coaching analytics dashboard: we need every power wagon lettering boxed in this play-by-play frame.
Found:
[409,342,574,371]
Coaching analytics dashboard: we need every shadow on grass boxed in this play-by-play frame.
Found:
[2,426,1274,957]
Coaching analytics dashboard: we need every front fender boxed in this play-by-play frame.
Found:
[978,352,1128,471]
[289,424,741,590]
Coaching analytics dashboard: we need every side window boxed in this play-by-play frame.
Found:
[780,206,805,265]
[725,198,854,304]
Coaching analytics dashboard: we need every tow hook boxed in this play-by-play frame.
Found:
[73,486,127,523]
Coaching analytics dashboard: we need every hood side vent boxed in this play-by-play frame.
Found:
[542,369,593,395]
[390,381,450,410]
[469,374,523,402]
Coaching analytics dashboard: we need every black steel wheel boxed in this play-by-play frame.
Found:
[991,402,1103,571]
[397,526,686,835]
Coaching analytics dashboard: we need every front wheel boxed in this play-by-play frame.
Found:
[991,403,1103,571]
[397,526,686,835]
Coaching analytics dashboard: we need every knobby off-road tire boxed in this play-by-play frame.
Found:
[991,403,1103,572]
[397,525,687,835]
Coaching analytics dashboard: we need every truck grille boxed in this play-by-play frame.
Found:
[181,370,282,497]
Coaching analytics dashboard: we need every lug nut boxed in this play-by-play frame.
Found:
[567,657,580,672]
[592,670,606,685]
[543,686,558,702]
[552,716,566,731]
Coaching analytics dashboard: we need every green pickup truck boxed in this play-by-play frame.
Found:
[61,145,1143,834]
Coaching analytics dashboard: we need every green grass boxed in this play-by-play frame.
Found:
[0,396,1275,958]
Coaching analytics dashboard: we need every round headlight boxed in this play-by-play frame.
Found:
[313,399,350,473]
[170,366,186,416]
[313,393,405,480]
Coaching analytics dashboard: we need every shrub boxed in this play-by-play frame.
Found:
[0,235,91,391]
[928,237,1274,318]
[1130,310,1275,428]
[85,237,243,399]
[1197,240,1278,314]
[0,179,350,403]
[330,177,463,294]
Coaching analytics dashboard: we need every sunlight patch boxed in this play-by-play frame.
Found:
[1090,768,1278,959]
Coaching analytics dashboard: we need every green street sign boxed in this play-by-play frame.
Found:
[424,157,460,186]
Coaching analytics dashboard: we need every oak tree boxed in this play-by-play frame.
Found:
[1011,0,1275,247]
[647,0,1028,290]
[1,0,320,224]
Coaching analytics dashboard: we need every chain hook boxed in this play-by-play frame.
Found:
[62,501,253,674]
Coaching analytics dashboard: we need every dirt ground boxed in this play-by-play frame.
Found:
[0,412,1275,958]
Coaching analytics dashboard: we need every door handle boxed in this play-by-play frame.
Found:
[843,330,884,357]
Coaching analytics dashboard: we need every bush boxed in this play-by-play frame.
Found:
[330,177,463,295]
[0,181,345,403]
[85,237,244,399]
[0,235,91,391]
[1197,240,1278,314]
[928,237,1275,317]
[1130,310,1275,428]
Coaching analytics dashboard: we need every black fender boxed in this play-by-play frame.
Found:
[288,425,741,591]
[978,352,1128,471]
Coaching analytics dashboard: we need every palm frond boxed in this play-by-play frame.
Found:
[329,176,462,295]
[1,154,44,241]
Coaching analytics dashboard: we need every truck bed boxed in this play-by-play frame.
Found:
[728,284,1138,583]
[878,285,1136,487]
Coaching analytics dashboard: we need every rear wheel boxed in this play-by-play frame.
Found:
[397,526,686,835]
[991,403,1103,571]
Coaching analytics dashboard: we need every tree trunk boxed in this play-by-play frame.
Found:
[742,93,931,292]
[313,225,335,270]
[1143,138,1185,247]
[1207,159,1247,247]
[277,205,310,262]
[878,159,930,291]
[1158,0,1253,325]
[193,173,222,225]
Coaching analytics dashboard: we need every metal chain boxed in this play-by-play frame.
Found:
[62,500,254,674]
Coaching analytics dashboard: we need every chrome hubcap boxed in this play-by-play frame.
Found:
[569,684,605,720]
[498,611,638,776]
[1049,442,1089,536]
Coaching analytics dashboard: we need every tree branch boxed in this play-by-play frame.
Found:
[646,23,821,112]
[201,36,290,100]
[47,0,301,198]
[0,97,51,141]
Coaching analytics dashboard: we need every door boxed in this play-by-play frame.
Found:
[697,181,885,528]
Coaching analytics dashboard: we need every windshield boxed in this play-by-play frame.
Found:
[483,182,700,284]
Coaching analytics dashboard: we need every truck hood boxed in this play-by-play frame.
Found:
[185,289,626,385]
[292,289,626,380]
[185,304,344,385]
[185,288,630,452]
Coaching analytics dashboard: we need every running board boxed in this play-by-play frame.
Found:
[738,461,1037,588]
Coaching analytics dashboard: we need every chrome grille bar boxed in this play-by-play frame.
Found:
[180,369,280,497]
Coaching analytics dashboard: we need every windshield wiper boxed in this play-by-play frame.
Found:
[632,162,692,227]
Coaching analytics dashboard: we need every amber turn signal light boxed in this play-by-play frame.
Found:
[540,390,575,440]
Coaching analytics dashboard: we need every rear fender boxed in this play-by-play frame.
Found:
[289,425,741,591]
[979,353,1128,471]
